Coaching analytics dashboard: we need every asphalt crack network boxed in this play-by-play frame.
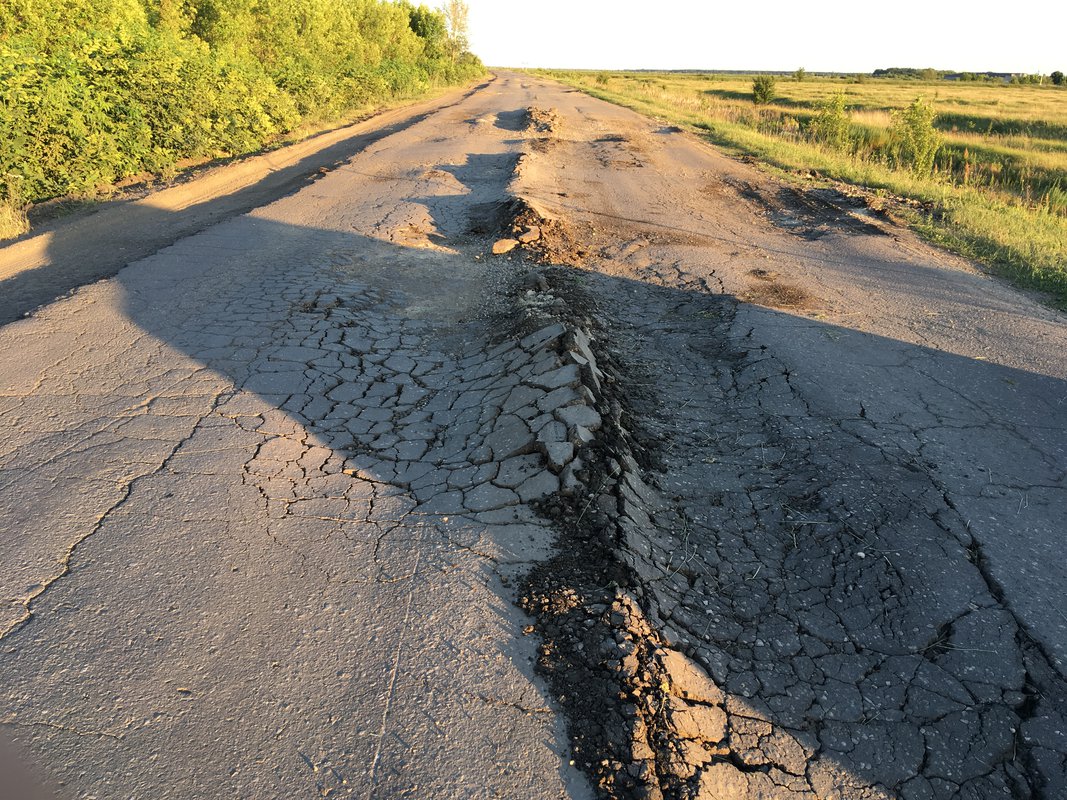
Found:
[0,390,227,642]
[1,77,1064,800]
[505,154,1067,797]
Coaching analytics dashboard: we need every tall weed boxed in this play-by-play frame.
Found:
[891,96,943,174]
[809,92,852,151]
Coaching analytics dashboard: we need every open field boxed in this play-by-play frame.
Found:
[533,70,1067,305]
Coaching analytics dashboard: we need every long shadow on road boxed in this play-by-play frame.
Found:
[0,79,490,327]
[0,148,1065,798]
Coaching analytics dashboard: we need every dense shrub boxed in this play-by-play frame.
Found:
[0,0,484,223]
[809,92,851,151]
[890,96,942,174]
[751,75,776,105]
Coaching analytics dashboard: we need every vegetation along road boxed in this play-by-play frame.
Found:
[1,72,1065,799]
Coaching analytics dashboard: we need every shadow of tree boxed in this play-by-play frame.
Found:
[0,128,1064,800]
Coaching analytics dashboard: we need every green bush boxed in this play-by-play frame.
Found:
[0,0,485,221]
[809,92,851,151]
[752,75,776,105]
[890,96,943,174]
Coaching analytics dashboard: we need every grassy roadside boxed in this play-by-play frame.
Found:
[532,70,1067,308]
[18,78,482,234]
[0,0,485,240]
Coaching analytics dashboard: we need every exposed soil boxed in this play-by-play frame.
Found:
[739,270,815,310]
[506,95,1067,800]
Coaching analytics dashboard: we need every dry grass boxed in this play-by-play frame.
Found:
[0,201,28,240]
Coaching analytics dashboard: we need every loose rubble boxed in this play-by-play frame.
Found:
[508,179,1067,799]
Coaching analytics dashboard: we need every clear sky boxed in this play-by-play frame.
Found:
[463,1,1065,75]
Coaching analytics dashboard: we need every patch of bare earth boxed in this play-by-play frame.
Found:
[739,269,814,310]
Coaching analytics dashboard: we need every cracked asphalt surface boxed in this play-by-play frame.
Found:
[1,73,1065,799]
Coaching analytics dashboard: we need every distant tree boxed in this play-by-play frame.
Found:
[1051,70,1064,86]
[752,74,776,105]
[442,0,469,63]
[794,67,806,82]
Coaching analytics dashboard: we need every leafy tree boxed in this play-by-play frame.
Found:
[1052,71,1064,86]
[442,0,469,63]
[752,75,776,105]
[407,4,446,59]
[794,67,806,82]
[0,0,485,232]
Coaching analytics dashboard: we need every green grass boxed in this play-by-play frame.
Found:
[532,70,1067,307]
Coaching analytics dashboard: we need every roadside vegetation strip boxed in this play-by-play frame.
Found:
[535,69,1067,308]
[0,0,484,239]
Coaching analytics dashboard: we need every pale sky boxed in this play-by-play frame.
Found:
[463,1,1065,75]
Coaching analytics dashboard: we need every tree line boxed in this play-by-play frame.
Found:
[0,0,483,230]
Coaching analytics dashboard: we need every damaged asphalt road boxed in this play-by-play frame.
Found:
[1,73,1065,799]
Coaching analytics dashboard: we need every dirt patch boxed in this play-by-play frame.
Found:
[510,270,734,800]
[727,180,889,240]
[466,197,530,237]
[739,273,814,309]
[531,138,558,154]
[481,196,594,266]
[527,106,561,135]
[497,247,740,799]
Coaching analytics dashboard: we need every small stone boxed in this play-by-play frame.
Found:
[543,441,574,472]
[492,238,519,255]
[517,226,542,243]
[555,404,602,431]
[659,649,724,705]
[572,425,595,446]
